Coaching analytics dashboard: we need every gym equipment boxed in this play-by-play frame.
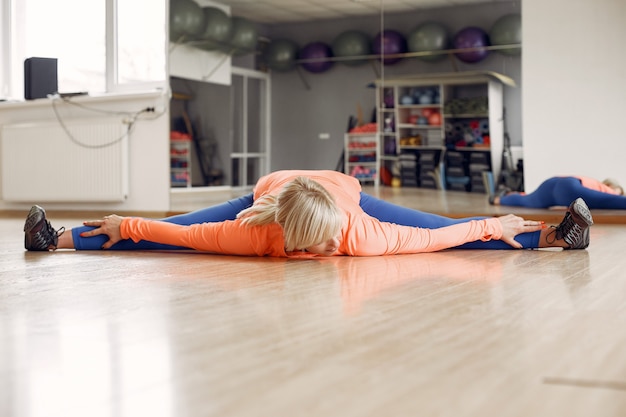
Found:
[332,30,371,66]
[380,166,393,186]
[418,93,432,105]
[453,27,490,63]
[400,95,414,105]
[265,39,299,72]
[428,112,442,126]
[407,22,449,62]
[383,89,395,108]
[170,0,206,42]
[299,42,334,74]
[490,14,522,56]
[224,17,258,55]
[372,30,407,65]
[196,7,233,51]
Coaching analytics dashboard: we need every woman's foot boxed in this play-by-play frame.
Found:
[548,198,593,249]
[24,205,65,251]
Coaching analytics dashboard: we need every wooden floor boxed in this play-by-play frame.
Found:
[2,188,626,417]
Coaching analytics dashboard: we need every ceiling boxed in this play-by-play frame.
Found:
[210,0,509,24]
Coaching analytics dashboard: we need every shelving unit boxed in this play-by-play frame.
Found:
[375,71,514,193]
[344,132,380,185]
[170,137,192,187]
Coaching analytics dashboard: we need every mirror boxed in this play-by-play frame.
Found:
[169,0,523,213]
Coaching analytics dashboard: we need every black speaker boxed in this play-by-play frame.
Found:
[24,57,58,100]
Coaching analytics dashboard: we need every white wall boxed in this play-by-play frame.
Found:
[0,91,171,212]
[523,0,626,191]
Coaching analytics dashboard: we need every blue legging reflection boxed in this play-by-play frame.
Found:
[499,176,626,209]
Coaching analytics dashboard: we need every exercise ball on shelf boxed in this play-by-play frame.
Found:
[332,30,371,66]
[223,17,258,55]
[265,39,299,72]
[490,14,522,56]
[372,30,407,65]
[407,21,449,62]
[453,26,490,63]
[170,0,206,42]
[196,7,233,51]
[299,41,334,74]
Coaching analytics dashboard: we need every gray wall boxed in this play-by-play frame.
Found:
[264,2,522,171]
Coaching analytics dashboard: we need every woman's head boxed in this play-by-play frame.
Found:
[275,176,343,252]
[603,178,624,195]
[237,176,343,254]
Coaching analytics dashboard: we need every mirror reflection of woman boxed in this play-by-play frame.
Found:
[490,176,626,209]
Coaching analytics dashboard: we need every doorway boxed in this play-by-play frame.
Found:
[230,67,271,188]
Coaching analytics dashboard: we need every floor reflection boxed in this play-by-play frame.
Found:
[6,304,173,417]
[324,252,504,315]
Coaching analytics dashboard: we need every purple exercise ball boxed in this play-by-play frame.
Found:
[299,42,334,74]
[453,26,490,63]
[372,30,407,65]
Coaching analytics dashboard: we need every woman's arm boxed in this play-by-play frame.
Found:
[341,214,543,256]
[82,216,285,256]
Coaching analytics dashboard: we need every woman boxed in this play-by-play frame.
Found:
[491,176,626,209]
[24,170,593,256]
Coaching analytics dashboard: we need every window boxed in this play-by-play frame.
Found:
[3,0,166,99]
[114,0,167,89]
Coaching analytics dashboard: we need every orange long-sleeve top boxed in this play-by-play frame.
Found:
[120,170,503,257]
[575,176,620,195]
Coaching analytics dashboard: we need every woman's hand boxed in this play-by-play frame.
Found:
[81,215,125,249]
[497,214,545,248]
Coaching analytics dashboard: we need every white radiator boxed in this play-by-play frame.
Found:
[1,118,129,202]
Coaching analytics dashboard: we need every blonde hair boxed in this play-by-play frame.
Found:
[602,178,624,195]
[237,176,343,251]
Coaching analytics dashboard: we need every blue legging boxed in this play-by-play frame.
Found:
[499,177,626,209]
[357,194,538,249]
[72,192,539,250]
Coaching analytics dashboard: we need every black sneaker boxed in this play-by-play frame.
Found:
[549,198,593,250]
[24,205,65,251]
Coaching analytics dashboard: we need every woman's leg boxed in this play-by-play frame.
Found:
[72,193,255,250]
[359,193,485,228]
[359,193,541,249]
